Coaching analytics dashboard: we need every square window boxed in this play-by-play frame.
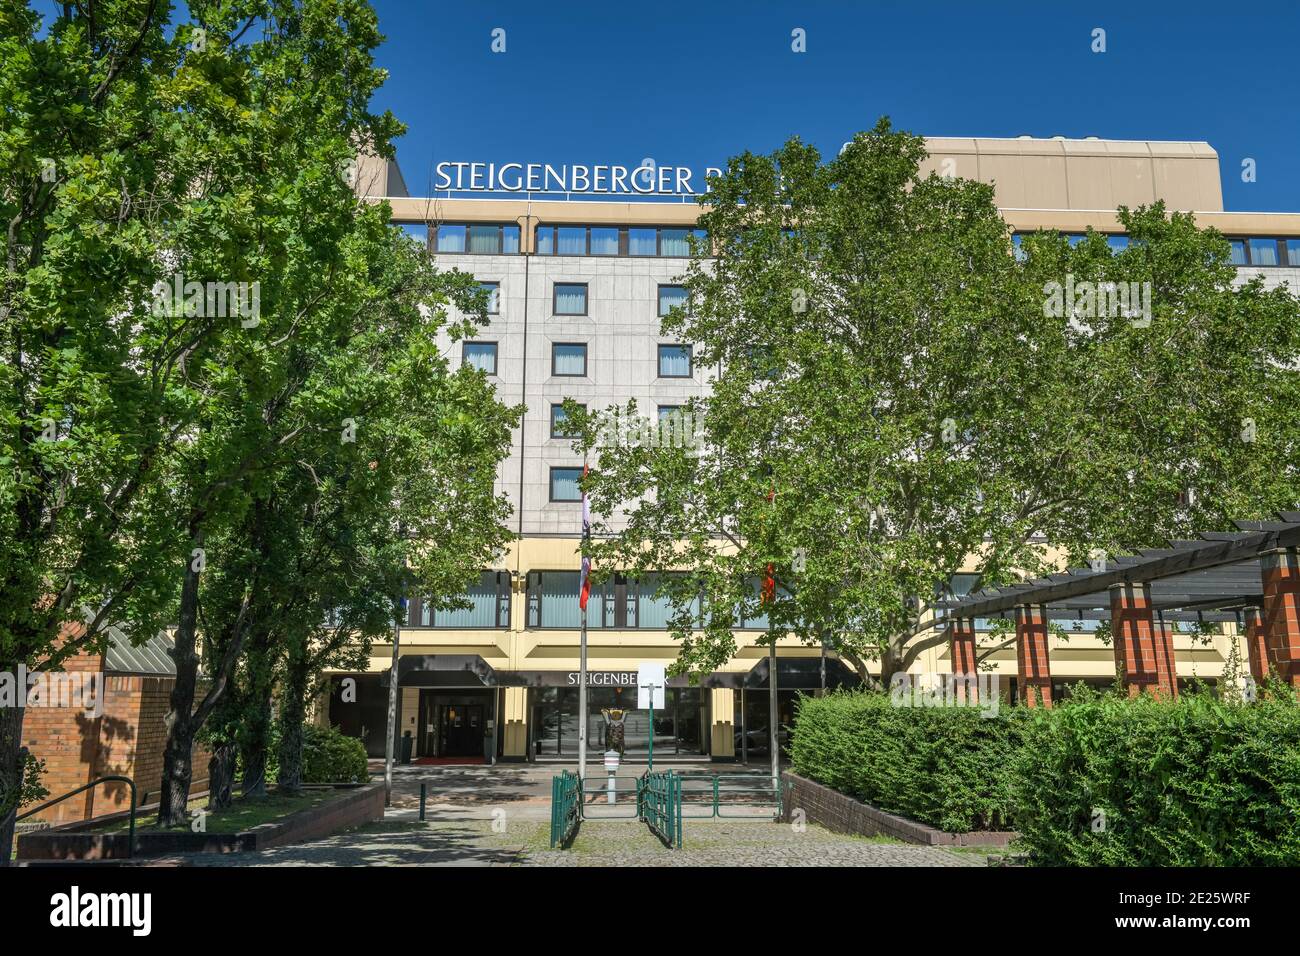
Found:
[550,466,584,502]
[436,224,467,253]
[554,283,588,316]
[628,227,657,256]
[659,228,691,257]
[557,227,587,255]
[552,343,587,377]
[590,227,619,256]
[551,403,585,439]
[1248,237,1280,266]
[463,342,497,375]
[479,281,500,314]
[657,404,681,423]
[658,285,689,317]
[468,224,501,254]
[658,344,692,378]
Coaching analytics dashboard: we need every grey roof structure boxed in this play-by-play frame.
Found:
[937,512,1300,624]
[98,620,178,677]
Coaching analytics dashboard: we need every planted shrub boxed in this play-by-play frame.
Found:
[1012,688,1300,866]
[300,723,370,784]
[790,690,1029,832]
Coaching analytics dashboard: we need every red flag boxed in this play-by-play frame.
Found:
[579,464,592,610]
[761,481,776,605]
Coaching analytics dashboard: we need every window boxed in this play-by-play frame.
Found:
[658,344,692,378]
[1011,234,1027,262]
[553,283,588,316]
[1229,239,1247,266]
[657,404,681,423]
[557,226,587,255]
[550,466,584,502]
[526,571,607,629]
[535,226,554,255]
[589,227,619,256]
[398,223,428,245]
[629,227,657,256]
[551,402,585,438]
[658,285,689,317]
[1288,239,1300,267]
[479,281,500,314]
[416,572,511,628]
[1248,237,1280,267]
[660,228,691,257]
[1066,234,1086,248]
[436,224,466,253]
[1106,235,1129,253]
[463,341,497,375]
[552,342,587,376]
[435,223,519,254]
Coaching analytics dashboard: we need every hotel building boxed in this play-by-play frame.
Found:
[334,138,1300,764]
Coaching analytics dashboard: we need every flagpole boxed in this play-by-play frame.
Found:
[578,605,588,782]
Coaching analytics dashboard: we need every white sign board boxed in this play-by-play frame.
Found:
[637,662,666,710]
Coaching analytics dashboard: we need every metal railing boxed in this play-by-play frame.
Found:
[16,775,138,858]
[639,770,682,848]
[580,774,642,819]
[549,771,581,848]
[676,772,783,819]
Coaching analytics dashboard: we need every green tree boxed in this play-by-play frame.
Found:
[570,119,1300,687]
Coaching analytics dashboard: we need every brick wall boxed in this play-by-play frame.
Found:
[22,653,211,825]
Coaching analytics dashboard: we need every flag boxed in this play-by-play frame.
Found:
[761,481,776,605]
[579,464,592,611]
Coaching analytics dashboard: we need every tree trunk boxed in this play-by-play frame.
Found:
[206,743,236,812]
[158,540,204,828]
[240,692,273,798]
[0,701,27,866]
[277,652,308,795]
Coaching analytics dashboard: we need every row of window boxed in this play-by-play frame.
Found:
[1011,232,1300,267]
[432,223,1300,269]
[470,281,687,318]
[432,223,709,258]
[462,341,693,379]
[548,403,688,439]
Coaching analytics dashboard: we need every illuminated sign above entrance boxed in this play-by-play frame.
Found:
[433,161,722,197]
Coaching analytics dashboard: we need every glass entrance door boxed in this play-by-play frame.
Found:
[438,703,483,757]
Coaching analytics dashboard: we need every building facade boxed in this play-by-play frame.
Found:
[336,138,1300,763]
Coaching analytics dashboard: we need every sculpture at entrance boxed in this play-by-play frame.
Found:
[601,708,626,757]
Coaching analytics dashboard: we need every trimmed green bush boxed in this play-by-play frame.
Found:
[299,723,370,784]
[790,686,1300,865]
[1012,688,1300,866]
[790,690,1030,831]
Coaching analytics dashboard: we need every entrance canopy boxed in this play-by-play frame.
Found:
[936,512,1300,624]
[739,656,861,691]
[381,654,499,688]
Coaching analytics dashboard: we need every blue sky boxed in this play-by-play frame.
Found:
[368,0,1300,212]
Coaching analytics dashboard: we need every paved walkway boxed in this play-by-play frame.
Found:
[170,764,987,867]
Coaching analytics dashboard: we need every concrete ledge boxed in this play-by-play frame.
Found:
[17,783,384,861]
[781,772,1018,848]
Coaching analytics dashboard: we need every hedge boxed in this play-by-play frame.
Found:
[257,723,370,786]
[1013,688,1300,866]
[790,690,1030,831]
[790,687,1300,865]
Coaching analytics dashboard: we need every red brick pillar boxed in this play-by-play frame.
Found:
[1259,548,1300,688]
[947,617,978,702]
[1153,622,1179,700]
[1109,582,1175,698]
[1014,604,1053,707]
[1243,607,1273,685]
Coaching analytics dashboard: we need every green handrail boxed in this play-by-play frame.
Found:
[549,771,581,848]
[17,774,138,858]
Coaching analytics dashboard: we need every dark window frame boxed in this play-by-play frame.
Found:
[479,280,501,315]
[462,340,498,376]
[550,402,586,439]
[433,222,521,255]
[657,343,693,379]
[411,570,512,629]
[552,282,589,317]
[532,225,710,259]
[549,466,585,503]
[657,283,690,317]
[551,342,588,377]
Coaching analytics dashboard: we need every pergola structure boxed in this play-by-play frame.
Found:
[935,512,1300,706]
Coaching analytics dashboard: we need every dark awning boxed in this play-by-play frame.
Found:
[380,654,499,688]
[740,655,861,690]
